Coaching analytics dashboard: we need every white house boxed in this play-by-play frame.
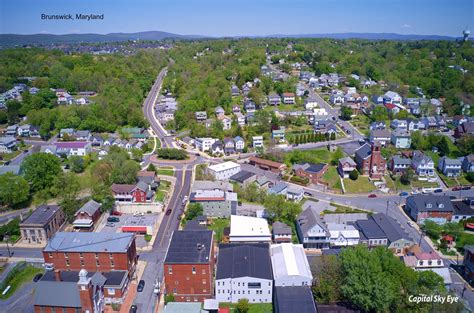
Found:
[326,223,360,247]
[282,93,296,104]
[218,115,232,130]
[384,91,402,104]
[216,243,273,303]
[252,136,264,148]
[208,161,241,180]
[0,137,17,153]
[313,108,328,121]
[391,129,412,149]
[229,215,271,243]
[195,137,217,152]
[304,97,318,110]
[270,243,313,287]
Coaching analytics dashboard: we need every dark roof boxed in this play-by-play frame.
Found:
[407,195,454,213]
[275,286,317,313]
[75,200,101,217]
[184,220,207,231]
[354,219,386,239]
[371,214,411,244]
[20,205,62,226]
[165,230,213,264]
[41,270,127,287]
[230,170,255,183]
[272,222,291,235]
[294,162,327,174]
[452,200,474,216]
[216,243,272,280]
[34,281,81,308]
[355,143,371,160]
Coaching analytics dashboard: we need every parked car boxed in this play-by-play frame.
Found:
[153,282,161,295]
[434,189,443,193]
[107,217,120,223]
[137,280,145,292]
[462,186,472,190]
[452,186,462,191]
[399,192,409,196]
[133,211,145,217]
[166,209,172,215]
[304,191,312,196]
[33,273,43,282]
[368,194,377,198]
[105,222,115,227]
[129,305,137,313]
[111,211,123,216]
[407,221,414,228]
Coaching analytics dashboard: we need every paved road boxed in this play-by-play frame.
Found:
[9,135,58,166]
[0,208,29,225]
[0,247,43,259]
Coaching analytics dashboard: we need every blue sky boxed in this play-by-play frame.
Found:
[0,0,472,36]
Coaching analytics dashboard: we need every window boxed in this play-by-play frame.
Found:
[95,253,99,259]
[109,253,113,259]
[202,269,206,275]
[64,253,69,259]
[80,260,84,267]
[66,260,70,267]
[238,282,240,287]
[248,282,261,289]
[419,261,424,266]
[168,266,172,274]
[111,260,115,267]
[48,253,53,258]
[202,279,206,284]
[192,266,196,274]
[96,260,100,267]
[173,288,177,294]
[108,288,115,295]
[79,253,83,259]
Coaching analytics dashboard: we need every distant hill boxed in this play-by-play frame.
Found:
[0,31,465,46]
[0,31,207,46]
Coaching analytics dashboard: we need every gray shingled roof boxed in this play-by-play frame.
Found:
[75,200,101,217]
[371,213,411,244]
[230,170,255,184]
[272,222,291,235]
[297,207,329,237]
[34,281,81,308]
[355,143,372,160]
[165,230,213,264]
[20,205,61,226]
[216,243,272,280]
[355,219,387,239]
[407,195,454,213]
[44,232,134,253]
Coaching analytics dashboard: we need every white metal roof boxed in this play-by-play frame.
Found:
[270,243,312,280]
[208,161,240,172]
[229,215,270,237]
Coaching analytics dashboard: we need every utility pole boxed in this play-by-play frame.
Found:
[5,233,11,258]
[385,200,389,216]
[418,230,424,248]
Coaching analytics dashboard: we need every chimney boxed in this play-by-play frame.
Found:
[77,269,94,312]
[54,269,61,281]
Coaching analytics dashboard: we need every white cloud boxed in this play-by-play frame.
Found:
[69,29,81,33]
[401,24,412,28]
[39,30,49,34]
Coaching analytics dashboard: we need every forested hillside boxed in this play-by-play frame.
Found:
[0,48,167,136]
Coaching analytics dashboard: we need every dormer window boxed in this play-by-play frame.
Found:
[427,203,432,209]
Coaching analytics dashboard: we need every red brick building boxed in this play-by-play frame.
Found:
[111,181,150,203]
[292,162,328,184]
[43,232,137,276]
[464,246,474,283]
[73,199,102,230]
[354,143,386,179]
[249,156,287,174]
[164,229,214,302]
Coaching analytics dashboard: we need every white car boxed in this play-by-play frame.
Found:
[407,221,414,228]
[133,211,145,217]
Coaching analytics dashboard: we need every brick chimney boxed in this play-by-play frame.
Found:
[54,269,61,281]
[77,269,94,312]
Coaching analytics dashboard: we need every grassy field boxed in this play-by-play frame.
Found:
[219,302,273,313]
[411,179,439,189]
[323,203,370,215]
[438,172,470,188]
[350,114,372,136]
[208,218,230,243]
[157,166,175,176]
[0,265,43,300]
[343,177,375,193]
[321,167,342,191]
[156,180,171,202]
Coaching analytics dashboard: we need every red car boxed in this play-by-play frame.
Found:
[368,194,377,198]
[165,209,172,215]
[111,211,122,216]
[452,186,462,191]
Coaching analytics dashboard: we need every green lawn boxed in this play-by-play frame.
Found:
[343,177,375,193]
[323,203,370,215]
[219,302,273,313]
[456,232,474,252]
[391,175,412,192]
[411,179,439,189]
[350,114,371,135]
[321,167,341,191]
[156,190,166,202]
[425,151,441,167]
[157,167,175,176]
[208,218,230,243]
[0,149,22,163]
[438,172,470,188]
[0,265,43,299]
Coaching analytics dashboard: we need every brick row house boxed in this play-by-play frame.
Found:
[354,143,386,179]
[111,181,152,203]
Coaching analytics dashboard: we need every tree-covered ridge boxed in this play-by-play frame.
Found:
[0,48,168,135]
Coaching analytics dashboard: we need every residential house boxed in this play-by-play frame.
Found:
[464,246,474,283]
[272,127,286,143]
[330,94,344,105]
[208,161,241,180]
[385,103,401,115]
[272,222,292,243]
[218,115,232,130]
[242,83,252,96]
[229,215,271,243]
[372,95,384,104]
[274,286,317,313]
[249,156,287,174]
[43,232,137,275]
[215,243,273,303]
[296,207,330,249]
[235,112,246,127]
[230,171,256,187]
[232,105,241,113]
[54,141,92,157]
[407,119,426,131]
[234,136,245,152]
[231,85,240,97]
[313,120,337,135]
[338,157,357,178]
[17,124,40,137]
[34,269,105,313]
[292,162,328,184]
[389,156,412,174]
[0,136,17,153]
[411,151,435,179]
[268,182,288,196]
[438,157,462,177]
[215,106,225,117]
[211,140,224,155]
[391,129,412,149]
[252,136,264,148]
[73,200,102,231]
[406,195,454,224]
[286,186,304,202]
[369,129,391,147]
[164,230,214,302]
[244,100,256,112]
[390,119,408,130]
[20,205,66,245]
[354,143,386,179]
[5,125,18,136]
[371,213,414,255]
[195,111,208,123]
[111,181,152,203]
[383,91,402,104]
[270,243,312,287]
[454,121,474,138]
[451,198,474,223]
[282,93,296,104]
[421,116,438,129]
[369,121,386,131]
[304,97,318,110]
[326,223,360,247]
[313,108,329,121]
[189,189,237,218]
[268,93,281,106]
[353,218,388,248]
[223,138,236,155]
[195,137,216,152]
[462,154,474,173]
[430,99,443,115]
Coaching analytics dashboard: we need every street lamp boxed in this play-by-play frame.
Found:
[4,233,12,257]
